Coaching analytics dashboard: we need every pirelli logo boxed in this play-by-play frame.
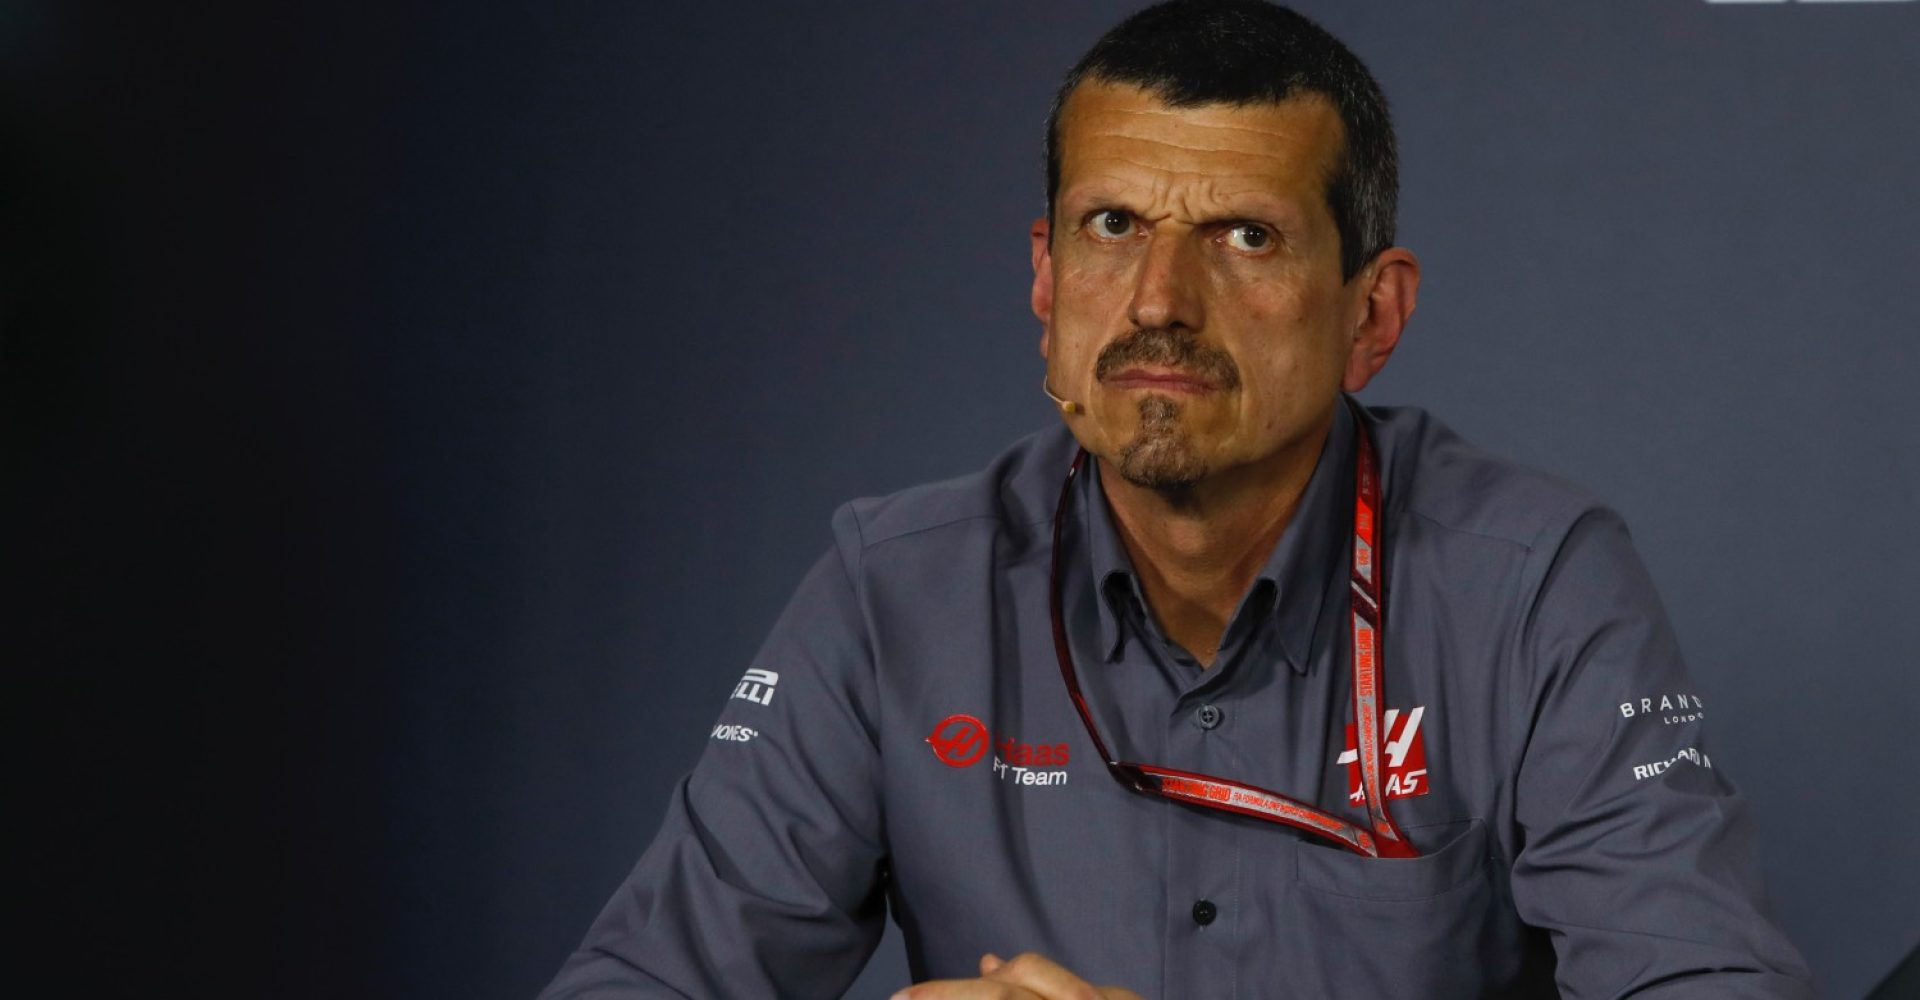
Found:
[731,668,779,706]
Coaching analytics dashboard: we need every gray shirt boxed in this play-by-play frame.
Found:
[545,401,1815,999]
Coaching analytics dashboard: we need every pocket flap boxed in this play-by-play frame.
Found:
[1294,819,1490,901]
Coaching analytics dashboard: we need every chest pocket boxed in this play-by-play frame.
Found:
[1281,819,1512,999]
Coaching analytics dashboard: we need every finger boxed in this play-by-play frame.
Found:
[980,953,1004,975]
[982,951,1102,1000]
[891,978,1035,1000]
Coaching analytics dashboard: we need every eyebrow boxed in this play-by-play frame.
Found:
[1062,183,1306,230]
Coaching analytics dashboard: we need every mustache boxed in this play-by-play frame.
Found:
[1093,327,1241,388]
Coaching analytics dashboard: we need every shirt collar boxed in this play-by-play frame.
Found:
[1082,398,1355,673]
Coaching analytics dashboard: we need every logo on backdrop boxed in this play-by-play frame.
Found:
[926,713,1071,786]
[1337,706,1431,803]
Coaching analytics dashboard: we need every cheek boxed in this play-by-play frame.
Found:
[1053,256,1131,314]
[1231,297,1351,423]
[1047,264,1130,359]
[1273,282,1352,368]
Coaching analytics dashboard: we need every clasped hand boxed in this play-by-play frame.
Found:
[892,952,1147,1000]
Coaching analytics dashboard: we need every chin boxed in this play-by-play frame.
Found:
[1114,434,1208,493]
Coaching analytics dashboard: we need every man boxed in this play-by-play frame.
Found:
[545,2,1816,997]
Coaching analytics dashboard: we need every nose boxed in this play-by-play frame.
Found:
[1126,228,1204,332]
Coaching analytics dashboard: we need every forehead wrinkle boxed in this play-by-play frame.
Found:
[1079,166,1266,221]
[1068,88,1343,146]
[1067,151,1311,226]
[1073,113,1321,162]
[1059,84,1345,205]
[1067,123,1334,195]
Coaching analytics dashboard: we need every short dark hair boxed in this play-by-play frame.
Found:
[1044,0,1397,282]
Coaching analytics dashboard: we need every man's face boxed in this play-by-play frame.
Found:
[1033,82,1381,493]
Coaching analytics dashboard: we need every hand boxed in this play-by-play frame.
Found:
[891,952,1148,1000]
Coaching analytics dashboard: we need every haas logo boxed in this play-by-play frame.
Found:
[927,714,990,768]
[1338,707,1430,803]
[926,714,1070,774]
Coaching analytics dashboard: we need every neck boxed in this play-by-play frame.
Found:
[1099,407,1336,668]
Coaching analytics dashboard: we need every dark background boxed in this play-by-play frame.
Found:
[9,1,1916,997]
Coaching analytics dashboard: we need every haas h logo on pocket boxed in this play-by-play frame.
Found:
[1338,706,1430,804]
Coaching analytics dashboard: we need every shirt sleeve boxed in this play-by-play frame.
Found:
[541,505,888,999]
[1507,507,1817,999]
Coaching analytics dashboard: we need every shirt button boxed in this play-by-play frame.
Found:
[1191,899,1217,926]
[1194,703,1223,730]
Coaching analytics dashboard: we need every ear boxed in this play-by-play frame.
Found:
[1030,216,1054,358]
[1342,247,1419,393]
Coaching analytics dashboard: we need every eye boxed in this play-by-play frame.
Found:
[1088,209,1135,240]
[1224,223,1273,253]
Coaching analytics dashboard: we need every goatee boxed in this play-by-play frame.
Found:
[1115,394,1206,495]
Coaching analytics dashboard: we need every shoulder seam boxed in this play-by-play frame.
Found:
[1399,506,1536,551]
[851,509,1051,552]
[1397,488,1601,555]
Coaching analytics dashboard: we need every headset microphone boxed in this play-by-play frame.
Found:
[1041,377,1083,415]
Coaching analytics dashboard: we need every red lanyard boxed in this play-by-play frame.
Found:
[1047,402,1417,859]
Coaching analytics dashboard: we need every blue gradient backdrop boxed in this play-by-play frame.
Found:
[9,2,1915,997]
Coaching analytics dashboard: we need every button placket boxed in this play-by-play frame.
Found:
[1161,698,1239,996]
